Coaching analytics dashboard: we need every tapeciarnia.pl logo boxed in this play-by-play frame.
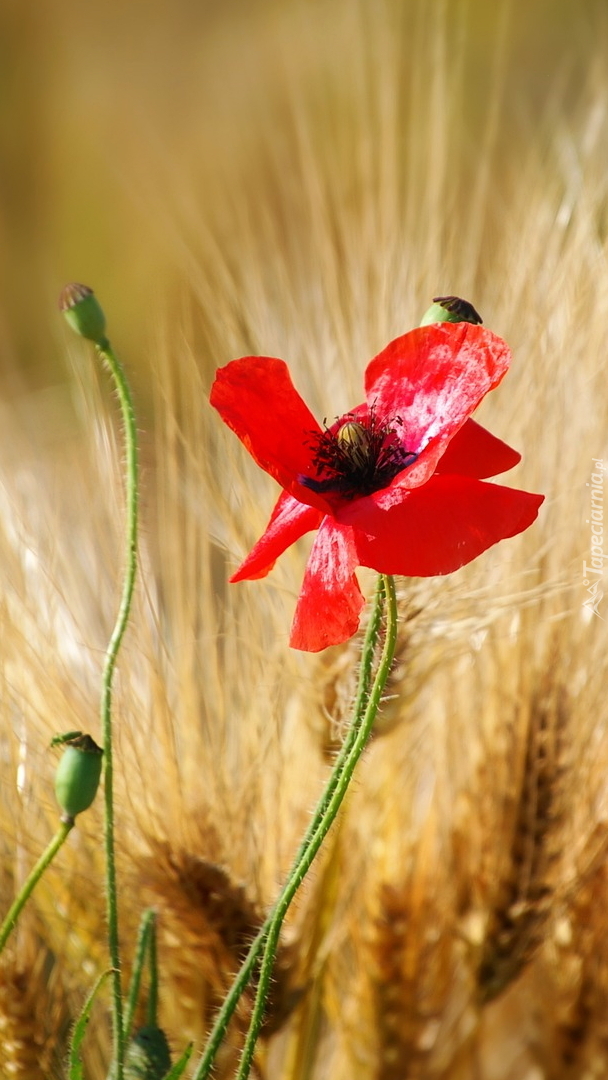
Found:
[582,458,605,620]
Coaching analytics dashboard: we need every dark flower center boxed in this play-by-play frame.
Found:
[300,407,417,500]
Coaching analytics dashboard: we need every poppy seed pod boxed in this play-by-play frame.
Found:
[124,1026,172,1080]
[58,283,108,347]
[419,295,483,326]
[336,420,372,467]
[54,734,103,822]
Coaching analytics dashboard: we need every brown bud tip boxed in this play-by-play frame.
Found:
[419,295,483,327]
[432,296,483,323]
[58,282,94,312]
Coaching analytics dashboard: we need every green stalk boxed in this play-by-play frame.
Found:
[60,287,138,1079]
[193,576,387,1080]
[147,911,160,1027]
[234,574,398,1080]
[0,820,73,954]
[95,336,139,1080]
[123,910,155,1042]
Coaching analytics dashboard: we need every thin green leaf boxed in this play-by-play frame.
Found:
[123,910,155,1041]
[68,969,115,1080]
[163,1044,194,1080]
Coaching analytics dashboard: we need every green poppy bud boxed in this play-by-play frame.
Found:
[419,295,482,327]
[124,1026,172,1080]
[58,283,108,346]
[54,733,103,822]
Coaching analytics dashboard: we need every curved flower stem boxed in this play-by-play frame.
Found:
[193,576,388,1080]
[95,338,139,1080]
[234,574,397,1080]
[0,819,74,955]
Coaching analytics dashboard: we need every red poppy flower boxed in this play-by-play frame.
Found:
[210,323,544,652]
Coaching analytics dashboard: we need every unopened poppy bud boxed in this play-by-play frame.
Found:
[419,295,482,326]
[54,733,103,822]
[336,419,371,469]
[124,1025,172,1079]
[58,283,108,346]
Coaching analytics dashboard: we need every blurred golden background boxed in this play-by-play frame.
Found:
[1,0,608,1078]
[0,0,602,390]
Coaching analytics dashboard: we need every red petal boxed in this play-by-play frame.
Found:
[289,518,365,652]
[434,418,521,478]
[231,492,323,582]
[337,474,544,577]
[364,324,512,487]
[210,357,327,505]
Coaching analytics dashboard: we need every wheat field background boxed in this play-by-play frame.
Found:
[0,0,607,1077]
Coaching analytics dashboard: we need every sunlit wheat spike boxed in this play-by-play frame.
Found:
[0,967,45,1080]
[133,840,299,1052]
[312,589,441,756]
[141,843,267,965]
[541,854,608,1076]
[367,873,452,1080]
[477,672,569,1004]
[0,941,68,1080]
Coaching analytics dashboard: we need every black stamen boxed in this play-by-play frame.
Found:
[299,407,417,499]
